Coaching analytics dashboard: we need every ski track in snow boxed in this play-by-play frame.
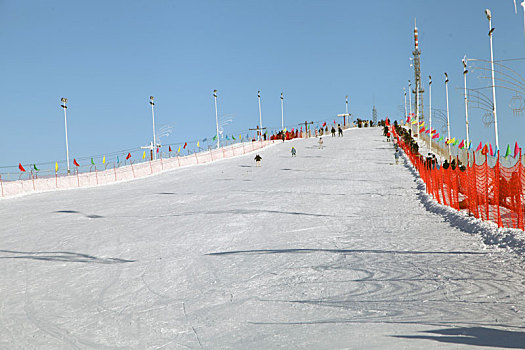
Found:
[1,127,525,349]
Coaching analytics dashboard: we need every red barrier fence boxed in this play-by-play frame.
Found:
[392,127,525,230]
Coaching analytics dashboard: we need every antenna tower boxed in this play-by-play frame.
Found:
[412,18,424,123]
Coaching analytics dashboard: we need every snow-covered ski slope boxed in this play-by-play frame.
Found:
[1,127,525,349]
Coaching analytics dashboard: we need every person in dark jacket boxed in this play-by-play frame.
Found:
[254,154,262,167]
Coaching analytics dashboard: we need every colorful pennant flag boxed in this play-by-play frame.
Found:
[169,146,172,152]
[425,129,430,134]
[197,140,200,147]
[177,145,181,153]
[183,142,187,149]
[514,141,519,158]
[489,144,493,157]
[232,135,236,140]
[74,159,80,166]
[19,163,25,172]
[102,156,106,164]
[239,134,242,140]
[117,156,120,163]
[458,140,464,149]
[504,144,511,158]
[419,127,425,133]
[411,120,417,125]
[481,144,488,155]
[91,158,95,165]
[33,164,39,171]
[432,133,440,139]
[322,122,327,127]
[438,136,443,142]
[55,162,58,172]
[126,153,131,160]
[475,141,482,152]
[143,151,146,159]
[212,135,217,141]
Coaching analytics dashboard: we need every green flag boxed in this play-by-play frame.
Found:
[504,144,511,158]
[91,158,95,165]
[33,164,39,171]
[232,135,236,140]
[212,135,217,141]
[438,136,443,142]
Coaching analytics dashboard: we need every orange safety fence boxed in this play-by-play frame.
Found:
[391,126,525,231]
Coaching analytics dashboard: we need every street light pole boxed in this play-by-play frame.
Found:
[60,97,70,174]
[416,79,420,143]
[214,89,219,149]
[429,75,432,154]
[485,9,499,150]
[408,80,413,134]
[258,91,263,141]
[463,57,470,149]
[149,96,157,161]
[345,96,349,127]
[445,72,451,158]
[280,92,284,130]
[404,88,407,125]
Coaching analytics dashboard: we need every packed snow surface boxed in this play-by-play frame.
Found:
[1,128,525,349]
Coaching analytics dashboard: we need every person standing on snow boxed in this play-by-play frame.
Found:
[394,149,400,165]
[318,137,324,149]
[291,147,296,157]
[254,154,262,167]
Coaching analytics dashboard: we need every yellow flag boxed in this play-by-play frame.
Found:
[411,120,417,125]
[239,134,242,140]
[55,162,58,172]
[419,121,424,126]
[142,151,146,159]
[284,127,287,132]
[102,156,106,164]
[177,145,181,153]
[197,141,200,147]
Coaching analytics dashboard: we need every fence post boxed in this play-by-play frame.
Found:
[496,151,502,227]
[149,161,153,174]
[0,175,3,197]
[195,152,199,164]
[519,150,524,230]
[472,152,479,218]
[485,153,489,221]
[160,157,164,170]
[131,161,136,178]
[95,166,99,185]
[55,172,58,188]
[76,168,80,187]
[114,165,117,182]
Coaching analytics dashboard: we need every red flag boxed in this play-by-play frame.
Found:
[73,159,80,167]
[18,163,26,172]
[169,146,172,152]
[481,144,488,156]
[407,116,411,123]
[425,129,430,134]
[419,127,425,133]
[458,140,465,148]
[432,133,440,139]
[514,141,519,158]
[475,141,482,152]
[183,142,187,149]
[126,153,131,160]
[489,144,493,156]
[156,147,159,153]
[322,122,327,127]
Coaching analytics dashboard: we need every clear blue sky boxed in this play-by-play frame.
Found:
[1,0,524,168]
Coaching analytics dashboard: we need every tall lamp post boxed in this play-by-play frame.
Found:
[345,96,349,126]
[214,89,219,149]
[463,57,470,149]
[408,80,413,133]
[280,92,284,130]
[428,75,432,154]
[403,88,408,125]
[60,97,70,174]
[445,73,451,158]
[485,9,499,150]
[149,96,157,161]
[257,90,263,141]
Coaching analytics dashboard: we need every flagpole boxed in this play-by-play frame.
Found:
[60,97,70,175]
[445,72,451,159]
[463,56,470,150]
[403,88,407,126]
[281,92,284,130]
[408,80,413,135]
[258,91,263,141]
[345,95,349,127]
[150,96,157,161]
[428,75,432,155]
[485,9,499,151]
[214,90,219,149]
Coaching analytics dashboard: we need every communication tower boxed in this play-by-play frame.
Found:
[412,19,424,123]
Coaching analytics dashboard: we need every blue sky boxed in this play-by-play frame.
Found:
[1,0,524,169]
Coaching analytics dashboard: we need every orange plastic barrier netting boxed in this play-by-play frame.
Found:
[392,127,525,230]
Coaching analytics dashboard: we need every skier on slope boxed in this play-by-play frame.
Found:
[254,154,262,167]
[318,137,324,149]
[291,147,296,157]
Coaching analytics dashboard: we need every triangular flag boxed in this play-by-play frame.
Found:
[74,159,80,166]
[322,122,327,127]
[239,134,242,140]
[458,140,464,148]
[419,121,425,126]
[117,156,120,163]
[425,129,430,134]
[232,135,236,140]
[489,144,493,156]
[419,127,425,133]
[453,139,459,146]
[504,144,511,158]
[183,142,187,149]
[468,141,472,150]
[514,141,520,158]
[177,145,181,153]
[438,136,443,141]
[33,164,39,171]
[126,153,131,160]
[411,120,417,125]
[102,156,106,164]
[197,140,200,147]
[406,116,411,123]
[212,135,217,141]
[475,141,482,152]
[156,147,159,153]
[91,158,95,165]
[169,146,172,152]
[142,151,146,159]
[481,144,488,155]
[432,133,440,139]
[19,163,25,172]
[55,162,58,172]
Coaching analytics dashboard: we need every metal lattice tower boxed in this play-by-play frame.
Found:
[372,105,377,125]
[412,19,424,123]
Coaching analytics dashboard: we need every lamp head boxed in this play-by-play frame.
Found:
[485,9,492,20]
[61,97,67,103]
[150,96,154,101]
